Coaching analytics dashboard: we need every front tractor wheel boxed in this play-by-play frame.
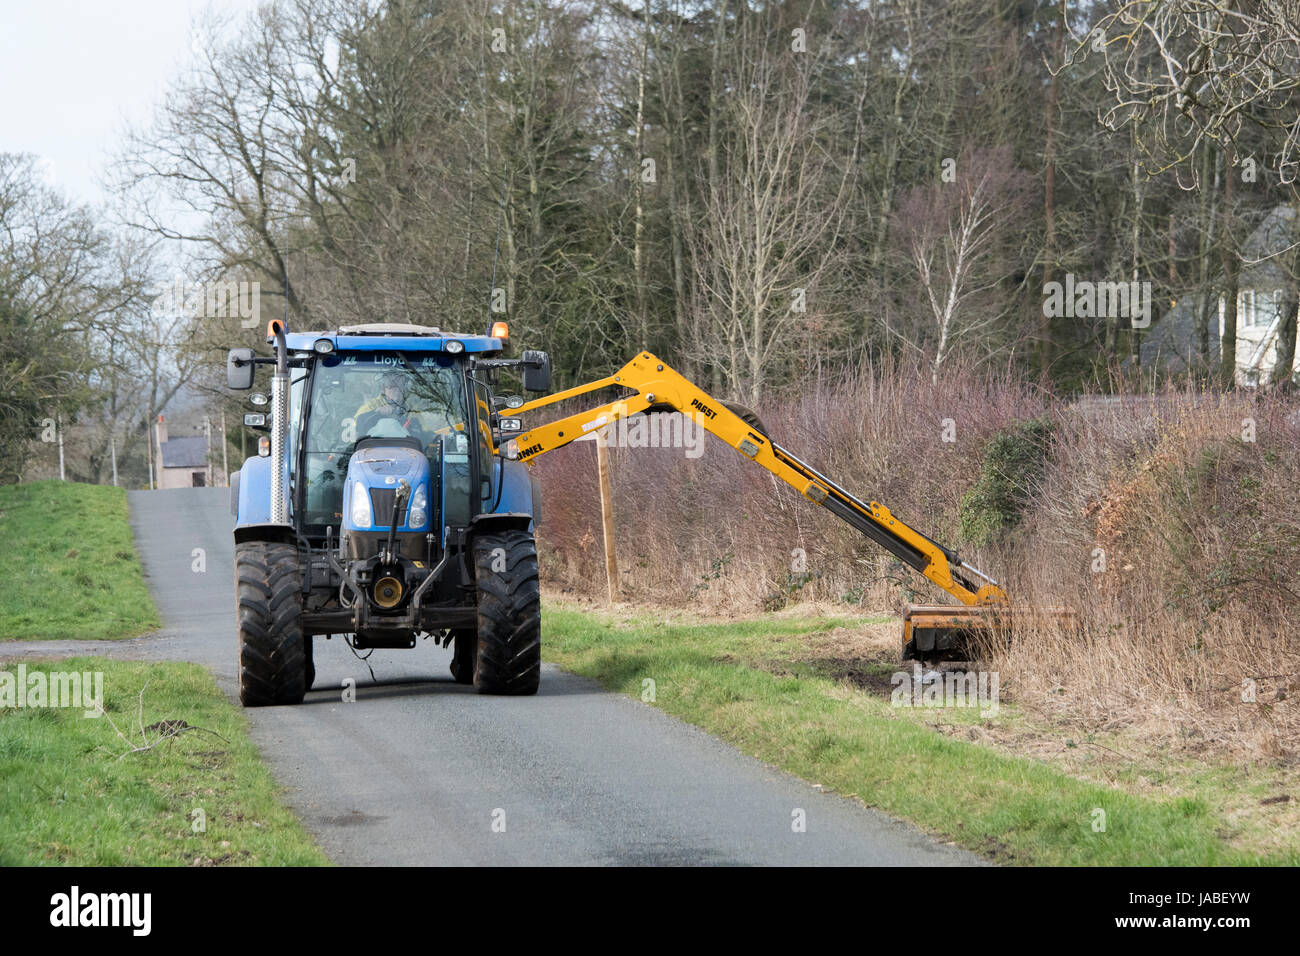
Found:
[472,529,541,695]
[235,540,307,706]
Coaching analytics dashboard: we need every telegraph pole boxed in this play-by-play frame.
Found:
[204,415,213,487]
[220,414,228,486]
[153,415,163,489]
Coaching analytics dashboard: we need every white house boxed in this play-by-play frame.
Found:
[1218,286,1297,387]
[1142,204,1299,386]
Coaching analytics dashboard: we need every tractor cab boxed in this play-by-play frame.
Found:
[300,349,473,539]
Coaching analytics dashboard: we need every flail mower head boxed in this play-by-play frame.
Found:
[902,603,1080,663]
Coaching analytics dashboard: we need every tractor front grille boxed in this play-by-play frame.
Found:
[369,487,408,526]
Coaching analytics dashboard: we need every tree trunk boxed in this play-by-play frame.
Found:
[1219,145,1239,387]
[1274,289,1298,388]
[632,0,649,349]
[706,0,728,189]
[1194,142,1221,375]
[870,77,907,276]
[1040,0,1064,379]
[1273,214,1300,387]
[654,6,691,376]
[1128,141,1145,372]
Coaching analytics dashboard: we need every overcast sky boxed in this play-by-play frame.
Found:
[0,0,263,208]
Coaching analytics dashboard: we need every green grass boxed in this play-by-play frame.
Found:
[542,603,1297,866]
[0,658,327,865]
[0,480,160,640]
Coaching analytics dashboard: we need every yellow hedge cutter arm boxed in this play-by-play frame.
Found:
[502,351,1073,660]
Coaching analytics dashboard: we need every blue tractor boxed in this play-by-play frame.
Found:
[226,320,550,705]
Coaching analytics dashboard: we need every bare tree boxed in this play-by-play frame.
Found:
[687,28,852,402]
[0,153,109,481]
[1090,1,1300,183]
[890,148,1032,382]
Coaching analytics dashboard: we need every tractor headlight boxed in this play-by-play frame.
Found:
[350,481,372,529]
[444,339,464,354]
[408,483,428,528]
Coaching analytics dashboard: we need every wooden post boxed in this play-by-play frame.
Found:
[204,415,213,487]
[154,418,163,489]
[146,417,155,490]
[595,427,619,604]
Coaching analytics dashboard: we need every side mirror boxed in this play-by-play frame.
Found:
[227,348,255,390]
[521,350,550,393]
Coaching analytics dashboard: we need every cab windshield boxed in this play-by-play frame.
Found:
[300,352,469,529]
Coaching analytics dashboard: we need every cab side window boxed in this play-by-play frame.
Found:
[473,379,494,500]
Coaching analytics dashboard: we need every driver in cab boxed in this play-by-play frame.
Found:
[351,371,454,448]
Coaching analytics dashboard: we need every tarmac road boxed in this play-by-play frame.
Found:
[125,487,982,866]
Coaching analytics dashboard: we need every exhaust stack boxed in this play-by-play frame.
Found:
[268,320,289,525]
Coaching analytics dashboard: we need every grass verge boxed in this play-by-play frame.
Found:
[0,657,327,866]
[0,480,160,640]
[542,600,1297,866]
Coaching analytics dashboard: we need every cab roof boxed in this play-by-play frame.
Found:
[284,322,504,354]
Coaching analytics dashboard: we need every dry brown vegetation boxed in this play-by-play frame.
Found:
[530,361,1300,763]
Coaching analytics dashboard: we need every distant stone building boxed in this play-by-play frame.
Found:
[1141,204,1299,386]
[155,416,222,489]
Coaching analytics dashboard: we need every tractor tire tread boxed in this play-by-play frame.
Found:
[236,541,306,706]
[472,529,541,695]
